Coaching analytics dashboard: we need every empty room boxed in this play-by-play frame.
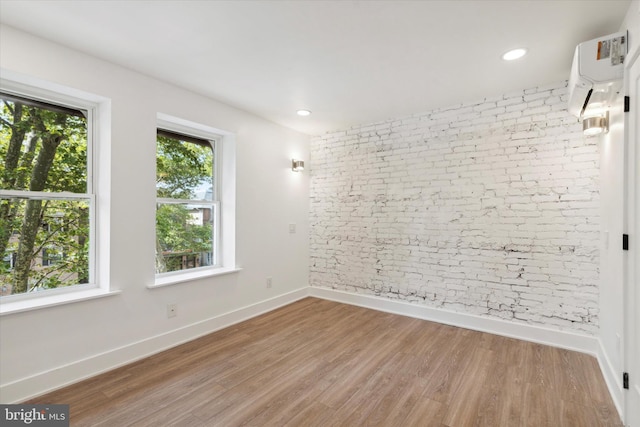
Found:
[0,1,639,426]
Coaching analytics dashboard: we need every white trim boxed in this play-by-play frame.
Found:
[155,113,236,274]
[150,266,242,288]
[311,287,623,421]
[0,287,309,403]
[94,96,111,293]
[308,287,599,355]
[0,68,107,110]
[157,112,232,140]
[0,288,120,316]
[2,286,621,409]
[0,190,91,200]
[156,197,217,205]
[0,70,111,302]
[623,38,640,427]
[597,338,624,418]
[219,132,236,270]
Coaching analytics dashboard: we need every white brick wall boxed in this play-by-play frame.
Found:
[309,81,600,334]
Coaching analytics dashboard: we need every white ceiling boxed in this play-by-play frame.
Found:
[0,0,631,135]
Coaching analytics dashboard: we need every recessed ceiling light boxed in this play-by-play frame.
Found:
[296,109,311,117]
[502,48,527,61]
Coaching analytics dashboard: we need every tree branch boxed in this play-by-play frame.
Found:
[3,99,15,115]
[0,116,13,128]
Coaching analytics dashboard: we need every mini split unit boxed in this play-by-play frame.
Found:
[568,31,627,135]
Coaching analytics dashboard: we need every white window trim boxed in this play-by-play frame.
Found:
[0,69,111,314]
[0,288,121,316]
[151,266,242,289]
[151,113,237,288]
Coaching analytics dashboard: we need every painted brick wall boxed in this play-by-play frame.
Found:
[309,81,600,334]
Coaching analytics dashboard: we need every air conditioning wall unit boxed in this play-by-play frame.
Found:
[568,31,627,118]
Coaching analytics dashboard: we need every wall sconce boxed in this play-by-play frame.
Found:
[583,112,609,137]
[292,159,305,172]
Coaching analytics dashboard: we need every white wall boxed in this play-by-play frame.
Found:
[310,81,601,335]
[310,82,600,334]
[598,0,640,415]
[0,25,310,402]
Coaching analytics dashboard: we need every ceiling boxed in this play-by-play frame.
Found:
[0,0,631,135]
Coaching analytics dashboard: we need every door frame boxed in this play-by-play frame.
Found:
[623,44,640,427]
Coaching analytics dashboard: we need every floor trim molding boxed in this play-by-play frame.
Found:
[309,287,628,419]
[5,285,622,421]
[596,339,624,419]
[309,287,599,355]
[2,287,309,403]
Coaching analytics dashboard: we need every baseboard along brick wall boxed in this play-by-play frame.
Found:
[310,80,600,335]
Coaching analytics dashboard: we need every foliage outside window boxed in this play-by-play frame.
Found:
[0,92,91,297]
[156,129,217,275]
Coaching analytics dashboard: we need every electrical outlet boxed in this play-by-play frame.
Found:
[266,277,272,288]
[167,304,177,318]
[289,223,296,234]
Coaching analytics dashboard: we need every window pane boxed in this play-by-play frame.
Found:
[155,202,214,274]
[0,197,90,296]
[156,133,213,200]
[1,91,91,298]
[0,94,87,193]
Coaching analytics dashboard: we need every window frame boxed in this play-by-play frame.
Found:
[154,115,226,283]
[0,70,114,313]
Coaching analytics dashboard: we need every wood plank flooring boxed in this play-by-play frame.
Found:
[27,298,622,426]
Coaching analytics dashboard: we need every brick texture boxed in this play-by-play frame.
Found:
[309,81,600,334]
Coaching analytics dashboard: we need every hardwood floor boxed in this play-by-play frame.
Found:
[27,298,622,426]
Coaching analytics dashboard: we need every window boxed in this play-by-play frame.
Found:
[152,113,236,287]
[0,91,94,297]
[155,128,219,275]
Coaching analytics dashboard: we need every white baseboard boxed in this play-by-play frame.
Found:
[596,339,624,420]
[3,285,623,423]
[309,287,629,420]
[2,287,309,403]
[309,287,599,355]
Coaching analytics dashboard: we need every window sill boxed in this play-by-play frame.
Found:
[149,266,242,289]
[0,288,121,316]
